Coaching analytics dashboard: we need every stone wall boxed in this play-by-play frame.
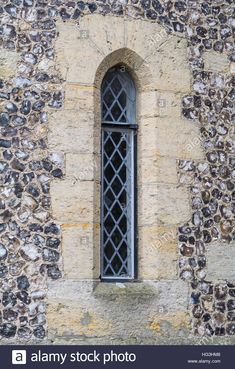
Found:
[46,14,194,344]
[0,0,234,344]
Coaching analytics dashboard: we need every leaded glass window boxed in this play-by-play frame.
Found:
[101,66,137,280]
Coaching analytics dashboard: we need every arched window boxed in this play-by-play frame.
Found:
[101,66,137,281]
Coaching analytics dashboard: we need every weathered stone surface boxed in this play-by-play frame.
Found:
[65,153,95,181]
[55,16,190,92]
[206,243,235,282]
[47,280,190,344]
[48,110,94,154]
[61,224,96,279]
[204,51,229,73]
[50,180,94,223]
[138,225,178,280]
[0,49,19,78]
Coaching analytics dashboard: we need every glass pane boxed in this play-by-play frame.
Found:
[104,164,115,182]
[101,71,131,124]
[112,255,123,274]
[102,129,133,279]
[103,89,114,106]
[119,241,128,261]
[111,228,123,246]
[111,103,122,121]
[111,77,122,95]
[104,241,115,259]
[101,67,136,280]
[119,215,127,235]
[119,91,126,109]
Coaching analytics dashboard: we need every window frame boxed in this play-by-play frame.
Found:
[100,66,138,282]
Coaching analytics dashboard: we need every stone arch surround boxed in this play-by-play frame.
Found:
[0,0,234,343]
[47,15,193,344]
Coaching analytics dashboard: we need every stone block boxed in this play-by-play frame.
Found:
[138,225,178,280]
[61,224,97,279]
[204,51,229,73]
[206,242,235,282]
[50,180,94,223]
[64,83,94,111]
[138,184,158,226]
[156,117,204,160]
[155,156,178,184]
[155,183,190,225]
[48,110,94,153]
[0,49,19,78]
[65,153,97,181]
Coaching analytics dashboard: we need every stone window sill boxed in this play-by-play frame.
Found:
[93,280,157,298]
